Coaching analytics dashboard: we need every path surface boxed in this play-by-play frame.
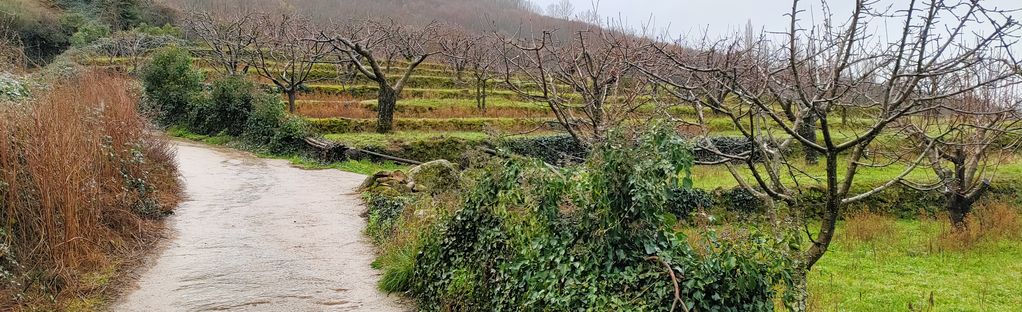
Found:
[114,141,409,311]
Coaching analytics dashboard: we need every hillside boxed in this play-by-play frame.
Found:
[167,0,590,35]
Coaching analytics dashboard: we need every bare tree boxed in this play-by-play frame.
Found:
[640,0,1021,270]
[468,35,502,112]
[322,19,441,133]
[184,9,260,76]
[439,28,502,111]
[547,0,575,20]
[500,27,654,146]
[438,27,476,84]
[252,12,332,113]
[906,68,1022,229]
[91,30,182,71]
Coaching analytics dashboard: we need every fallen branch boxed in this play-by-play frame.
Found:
[357,149,423,165]
[647,256,689,312]
[304,136,424,165]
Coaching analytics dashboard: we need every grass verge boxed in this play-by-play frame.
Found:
[809,208,1022,311]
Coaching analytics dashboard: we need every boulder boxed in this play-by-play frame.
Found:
[407,159,460,193]
[359,170,411,193]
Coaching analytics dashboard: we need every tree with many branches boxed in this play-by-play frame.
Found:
[252,12,332,113]
[638,0,1021,270]
[439,29,501,111]
[183,9,260,76]
[500,27,656,146]
[438,27,475,84]
[905,68,1022,229]
[321,19,442,133]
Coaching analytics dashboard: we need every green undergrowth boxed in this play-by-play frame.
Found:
[810,219,1022,311]
[280,155,407,175]
[326,131,488,163]
[362,125,803,311]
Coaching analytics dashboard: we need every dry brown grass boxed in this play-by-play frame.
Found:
[842,209,899,244]
[932,202,1021,251]
[0,70,181,309]
[841,211,899,248]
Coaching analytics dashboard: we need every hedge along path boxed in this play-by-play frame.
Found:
[114,140,409,311]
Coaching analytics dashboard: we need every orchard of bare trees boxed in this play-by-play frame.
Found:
[175,0,1022,281]
[6,0,1022,310]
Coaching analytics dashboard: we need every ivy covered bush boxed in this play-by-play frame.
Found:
[365,125,804,311]
[500,134,588,165]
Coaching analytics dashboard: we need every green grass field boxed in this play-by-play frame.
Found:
[810,219,1022,311]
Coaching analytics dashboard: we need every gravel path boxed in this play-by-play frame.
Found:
[113,140,409,311]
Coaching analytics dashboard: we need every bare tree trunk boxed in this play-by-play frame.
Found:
[805,152,839,269]
[287,90,298,113]
[945,160,991,230]
[799,112,819,165]
[480,78,488,111]
[377,85,398,133]
[947,193,971,229]
[475,77,487,112]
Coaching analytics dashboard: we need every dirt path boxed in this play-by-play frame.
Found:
[113,141,409,311]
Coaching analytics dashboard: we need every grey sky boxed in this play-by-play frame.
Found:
[532,0,1022,42]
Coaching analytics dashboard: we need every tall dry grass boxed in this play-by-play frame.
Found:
[841,211,899,248]
[932,202,1021,251]
[0,70,181,308]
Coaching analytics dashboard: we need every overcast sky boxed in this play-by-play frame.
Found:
[531,0,1022,43]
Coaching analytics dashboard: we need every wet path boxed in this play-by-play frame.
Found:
[113,141,409,311]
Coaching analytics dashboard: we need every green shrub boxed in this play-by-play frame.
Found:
[140,46,203,125]
[500,134,588,165]
[3,0,68,63]
[720,187,766,214]
[268,116,310,154]
[243,94,287,145]
[69,20,111,47]
[364,193,411,243]
[0,74,29,102]
[409,125,803,311]
[189,76,257,136]
[133,23,181,37]
[667,187,715,219]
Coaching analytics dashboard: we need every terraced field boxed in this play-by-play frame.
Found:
[85,56,1022,191]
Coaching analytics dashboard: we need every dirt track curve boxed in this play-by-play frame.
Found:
[113,140,409,311]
